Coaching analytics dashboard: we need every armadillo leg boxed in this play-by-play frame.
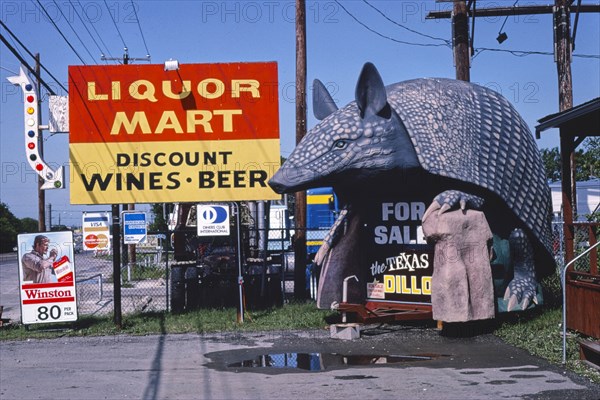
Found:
[504,228,538,311]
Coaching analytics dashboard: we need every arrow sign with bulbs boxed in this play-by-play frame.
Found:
[7,67,64,190]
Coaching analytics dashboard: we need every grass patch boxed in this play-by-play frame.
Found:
[495,306,600,384]
[0,302,335,341]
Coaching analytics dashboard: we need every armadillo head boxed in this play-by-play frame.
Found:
[269,63,419,194]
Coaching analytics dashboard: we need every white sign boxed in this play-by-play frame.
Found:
[197,204,230,236]
[82,212,111,251]
[17,231,78,325]
[49,95,69,133]
[123,211,147,244]
[7,67,64,189]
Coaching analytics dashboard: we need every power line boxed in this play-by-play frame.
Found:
[362,0,451,46]
[3,23,26,59]
[0,31,57,95]
[71,0,114,60]
[68,0,107,61]
[0,65,19,74]
[338,1,599,60]
[498,1,520,35]
[51,0,96,64]
[334,0,450,48]
[104,0,128,51]
[426,2,600,60]
[34,0,87,65]
[0,20,68,93]
[474,47,599,59]
[130,0,150,58]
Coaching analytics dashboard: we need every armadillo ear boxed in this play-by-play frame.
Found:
[355,62,390,119]
[313,79,338,120]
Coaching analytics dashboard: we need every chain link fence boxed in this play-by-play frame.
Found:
[73,228,330,316]
[73,222,597,316]
[551,221,599,273]
[542,221,598,305]
[74,233,170,317]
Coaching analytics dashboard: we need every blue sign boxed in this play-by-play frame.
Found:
[123,211,147,244]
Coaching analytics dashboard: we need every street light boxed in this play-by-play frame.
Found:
[164,59,183,94]
[496,32,508,44]
[164,59,179,71]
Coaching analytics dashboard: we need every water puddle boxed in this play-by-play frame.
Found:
[228,352,442,371]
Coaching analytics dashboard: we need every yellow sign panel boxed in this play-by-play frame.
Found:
[70,140,281,204]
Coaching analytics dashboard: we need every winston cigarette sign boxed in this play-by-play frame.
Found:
[69,62,281,204]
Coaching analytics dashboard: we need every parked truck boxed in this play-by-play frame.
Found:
[169,190,339,311]
[306,187,339,258]
[170,202,285,312]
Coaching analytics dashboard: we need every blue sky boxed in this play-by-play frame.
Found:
[1,0,599,226]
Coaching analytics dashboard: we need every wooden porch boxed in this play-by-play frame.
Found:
[536,98,600,367]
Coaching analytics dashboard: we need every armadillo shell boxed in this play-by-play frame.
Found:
[386,78,554,268]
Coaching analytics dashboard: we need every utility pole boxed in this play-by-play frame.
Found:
[555,0,576,261]
[35,54,46,231]
[426,2,600,262]
[47,203,52,231]
[452,1,470,81]
[102,48,149,327]
[295,0,308,300]
[111,203,122,328]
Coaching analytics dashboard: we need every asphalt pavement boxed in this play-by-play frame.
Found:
[1,326,599,400]
[1,252,599,399]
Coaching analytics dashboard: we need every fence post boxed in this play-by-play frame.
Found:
[111,205,122,328]
[166,231,170,313]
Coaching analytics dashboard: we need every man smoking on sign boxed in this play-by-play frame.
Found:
[21,235,57,283]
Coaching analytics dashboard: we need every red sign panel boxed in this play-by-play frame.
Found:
[69,62,281,204]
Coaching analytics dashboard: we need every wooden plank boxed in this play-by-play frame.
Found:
[567,281,600,338]
[579,339,600,371]
[337,302,432,324]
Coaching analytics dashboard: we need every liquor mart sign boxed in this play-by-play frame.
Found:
[17,231,78,325]
[69,62,281,204]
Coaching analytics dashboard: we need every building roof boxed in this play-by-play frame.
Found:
[535,97,600,139]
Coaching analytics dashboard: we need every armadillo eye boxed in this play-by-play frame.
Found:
[333,140,347,149]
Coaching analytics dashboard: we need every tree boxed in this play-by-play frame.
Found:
[149,203,168,232]
[50,225,71,232]
[540,138,599,182]
[540,147,561,181]
[580,137,600,179]
[0,203,20,253]
[19,217,39,233]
